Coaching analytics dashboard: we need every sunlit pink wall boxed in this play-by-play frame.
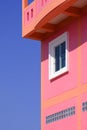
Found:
[43,97,77,130]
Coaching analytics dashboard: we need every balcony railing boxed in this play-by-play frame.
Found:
[22,0,86,40]
[23,0,51,26]
[24,1,35,25]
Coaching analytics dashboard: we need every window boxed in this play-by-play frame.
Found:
[49,32,68,79]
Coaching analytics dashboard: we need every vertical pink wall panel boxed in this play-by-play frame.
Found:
[81,12,87,84]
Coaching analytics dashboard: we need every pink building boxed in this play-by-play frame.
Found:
[22,0,87,130]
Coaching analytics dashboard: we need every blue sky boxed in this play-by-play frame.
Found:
[0,1,40,130]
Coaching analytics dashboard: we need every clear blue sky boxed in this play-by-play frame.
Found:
[0,1,40,130]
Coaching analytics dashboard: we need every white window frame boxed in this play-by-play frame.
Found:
[49,32,69,80]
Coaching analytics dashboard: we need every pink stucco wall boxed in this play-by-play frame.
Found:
[43,97,77,130]
[41,19,78,100]
[41,11,87,100]
[41,10,87,130]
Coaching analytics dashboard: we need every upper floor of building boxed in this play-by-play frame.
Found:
[22,0,87,41]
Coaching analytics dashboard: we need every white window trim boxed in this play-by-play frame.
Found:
[49,32,69,80]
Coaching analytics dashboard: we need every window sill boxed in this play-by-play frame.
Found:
[49,66,68,80]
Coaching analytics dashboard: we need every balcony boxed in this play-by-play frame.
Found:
[22,0,87,41]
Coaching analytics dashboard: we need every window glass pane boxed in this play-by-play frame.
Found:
[55,45,60,71]
[61,42,66,68]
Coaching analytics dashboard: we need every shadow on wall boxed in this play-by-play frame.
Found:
[41,15,87,62]
[41,14,87,82]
